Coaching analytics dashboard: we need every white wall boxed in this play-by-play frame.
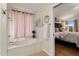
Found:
[35,4,55,56]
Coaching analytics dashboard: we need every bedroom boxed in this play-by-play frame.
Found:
[54,3,79,56]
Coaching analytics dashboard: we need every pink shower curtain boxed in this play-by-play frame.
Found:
[25,14,33,37]
[13,10,33,38]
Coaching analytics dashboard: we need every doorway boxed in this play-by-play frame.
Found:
[53,3,79,56]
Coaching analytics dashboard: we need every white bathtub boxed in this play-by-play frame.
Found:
[8,38,43,56]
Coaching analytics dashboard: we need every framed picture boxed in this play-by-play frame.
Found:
[36,18,43,27]
[44,15,50,23]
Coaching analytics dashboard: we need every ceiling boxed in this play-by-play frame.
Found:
[8,3,55,12]
[54,3,79,19]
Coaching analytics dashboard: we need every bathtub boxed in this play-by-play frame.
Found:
[8,38,43,56]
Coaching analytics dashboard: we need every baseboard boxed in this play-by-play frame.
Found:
[42,49,51,56]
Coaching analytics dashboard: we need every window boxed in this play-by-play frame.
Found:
[67,20,75,32]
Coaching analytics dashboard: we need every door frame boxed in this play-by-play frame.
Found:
[0,3,8,56]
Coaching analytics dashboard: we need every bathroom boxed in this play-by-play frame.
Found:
[0,3,55,56]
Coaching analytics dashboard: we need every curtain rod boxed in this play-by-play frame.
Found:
[53,3,63,8]
[12,9,35,15]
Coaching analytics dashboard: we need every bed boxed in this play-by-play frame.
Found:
[55,32,79,48]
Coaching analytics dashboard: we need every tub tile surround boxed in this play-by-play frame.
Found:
[8,40,43,56]
[8,38,42,49]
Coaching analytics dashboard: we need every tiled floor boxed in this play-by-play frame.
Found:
[30,50,48,56]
